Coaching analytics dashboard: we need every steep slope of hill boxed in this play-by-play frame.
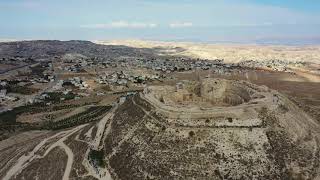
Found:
[0,79,319,180]
[103,79,320,179]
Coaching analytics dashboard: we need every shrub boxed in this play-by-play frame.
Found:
[189,131,195,137]
[88,149,105,167]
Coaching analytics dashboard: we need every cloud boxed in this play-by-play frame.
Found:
[81,21,158,29]
[0,1,40,9]
[169,22,193,28]
[209,22,274,27]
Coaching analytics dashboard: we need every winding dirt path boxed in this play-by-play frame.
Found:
[84,106,117,180]
[3,125,86,180]
[60,142,74,180]
[4,104,118,180]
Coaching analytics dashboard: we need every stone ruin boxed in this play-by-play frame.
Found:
[104,78,320,179]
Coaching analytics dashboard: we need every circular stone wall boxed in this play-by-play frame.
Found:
[200,78,252,106]
[147,78,257,107]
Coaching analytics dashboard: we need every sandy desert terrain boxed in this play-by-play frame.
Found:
[96,40,320,64]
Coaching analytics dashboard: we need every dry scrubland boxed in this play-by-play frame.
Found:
[96,40,320,64]
[1,40,320,179]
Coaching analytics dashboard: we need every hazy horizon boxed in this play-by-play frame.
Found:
[1,0,320,45]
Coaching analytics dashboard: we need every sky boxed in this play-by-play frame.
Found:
[0,0,320,44]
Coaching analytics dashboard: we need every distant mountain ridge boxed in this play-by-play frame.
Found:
[0,40,158,59]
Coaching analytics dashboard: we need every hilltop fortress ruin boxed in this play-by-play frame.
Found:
[143,78,271,128]
[104,78,320,179]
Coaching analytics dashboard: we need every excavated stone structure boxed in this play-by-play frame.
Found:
[105,78,320,180]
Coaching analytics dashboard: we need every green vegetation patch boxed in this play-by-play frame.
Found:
[30,64,47,77]
[0,103,45,125]
[88,149,105,167]
[43,106,111,130]
[0,102,81,125]
[7,85,39,95]
[45,92,76,103]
